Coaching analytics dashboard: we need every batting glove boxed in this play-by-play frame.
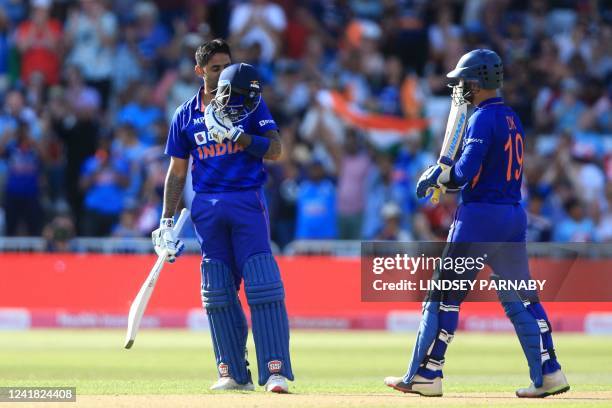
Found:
[204,104,243,144]
[151,218,185,263]
[416,165,457,199]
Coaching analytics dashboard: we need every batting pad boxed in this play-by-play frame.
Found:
[501,299,543,388]
[525,301,562,375]
[404,301,440,383]
[201,259,250,384]
[243,253,294,385]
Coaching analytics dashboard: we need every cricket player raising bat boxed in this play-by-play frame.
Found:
[384,49,569,398]
[152,39,293,393]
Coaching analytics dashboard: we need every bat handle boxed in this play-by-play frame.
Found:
[430,188,441,204]
[173,208,190,235]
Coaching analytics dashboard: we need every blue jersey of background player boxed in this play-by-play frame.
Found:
[151,39,293,393]
[386,49,569,399]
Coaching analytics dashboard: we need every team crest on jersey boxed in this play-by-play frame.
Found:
[267,360,282,373]
[218,363,229,377]
[194,131,207,145]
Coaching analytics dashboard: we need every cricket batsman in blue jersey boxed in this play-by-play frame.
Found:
[384,49,569,398]
[151,39,293,393]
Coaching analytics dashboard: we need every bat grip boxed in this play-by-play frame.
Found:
[430,188,441,204]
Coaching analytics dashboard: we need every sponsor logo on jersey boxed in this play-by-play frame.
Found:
[259,119,275,127]
[464,137,484,145]
[193,117,206,125]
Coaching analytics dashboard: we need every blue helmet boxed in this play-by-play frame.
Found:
[212,63,262,123]
[446,49,503,105]
[447,48,503,89]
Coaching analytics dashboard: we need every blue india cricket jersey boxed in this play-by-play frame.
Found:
[165,87,279,193]
[452,97,524,204]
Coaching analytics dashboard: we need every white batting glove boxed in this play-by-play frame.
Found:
[204,104,243,144]
[151,218,185,263]
[204,104,231,144]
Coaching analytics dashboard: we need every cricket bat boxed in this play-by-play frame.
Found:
[124,208,190,349]
[429,99,468,204]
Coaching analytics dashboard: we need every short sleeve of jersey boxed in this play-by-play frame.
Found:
[165,107,190,159]
[246,98,279,135]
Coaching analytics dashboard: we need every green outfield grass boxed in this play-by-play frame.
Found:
[0,330,610,406]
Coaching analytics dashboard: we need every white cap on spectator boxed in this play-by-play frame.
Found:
[32,0,52,8]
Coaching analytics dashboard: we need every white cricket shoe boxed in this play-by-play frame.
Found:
[516,369,570,398]
[384,374,443,397]
[265,374,289,393]
[210,377,255,391]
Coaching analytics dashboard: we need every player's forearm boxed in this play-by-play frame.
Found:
[235,131,282,160]
[162,172,185,218]
[162,160,187,218]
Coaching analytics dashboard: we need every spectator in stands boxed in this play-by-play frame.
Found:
[0,8,10,94]
[526,192,553,242]
[296,159,336,239]
[64,64,101,115]
[134,1,170,69]
[65,0,117,108]
[15,0,62,86]
[553,198,597,242]
[0,89,41,141]
[116,83,163,146]
[161,58,200,123]
[229,0,286,63]
[273,160,299,248]
[112,208,141,238]
[552,78,587,134]
[79,140,129,236]
[362,153,409,239]
[112,19,144,93]
[49,79,100,225]
[0,120,44,236]
[43,212,75,251]
[318,124,371,240]
[111,124,145,204]
[375,202,412,241]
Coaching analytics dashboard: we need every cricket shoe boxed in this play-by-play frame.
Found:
[516,369,570,398]
[210,377,255,391]
[384,374,443,397]
[265,374,289,393]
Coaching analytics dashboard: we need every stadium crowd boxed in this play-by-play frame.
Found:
[0,0,610,249]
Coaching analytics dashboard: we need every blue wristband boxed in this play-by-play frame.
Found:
[245,134,270,158]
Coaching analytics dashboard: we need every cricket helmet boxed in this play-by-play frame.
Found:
[447,48,503,90]
[212,63,261,123]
